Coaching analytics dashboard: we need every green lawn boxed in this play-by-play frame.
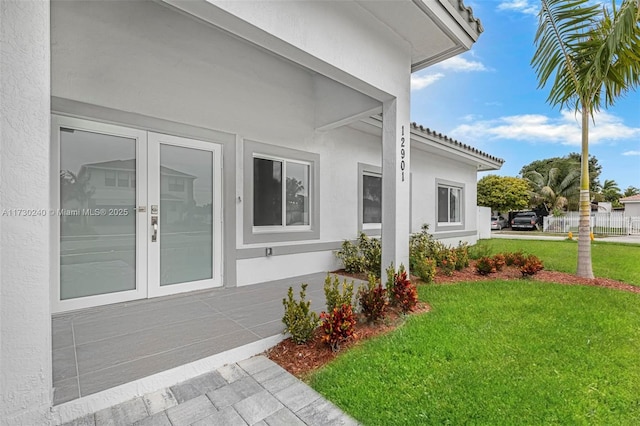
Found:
[472,239,640,286]
[311,283,640,425]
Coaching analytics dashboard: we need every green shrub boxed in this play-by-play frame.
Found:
[475,256,496,276]
[359,233,382,277]
[469,242,492,260]
[413,257,437,283]
[520,255,544,277]
[409,225,438,270]
[455,242,470,270]
[335,233,382,277]
[282,284,319,344]
[324,274,354,313]
[320,304,357,352]
[335,239,366,274]
[385,263,397,305]
[439,248,457,276]
[358,274,388,323]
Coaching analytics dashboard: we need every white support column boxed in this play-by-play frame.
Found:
[0,1,53,424]
[381,96,411,279]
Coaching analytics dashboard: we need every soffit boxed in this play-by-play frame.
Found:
[356,0,483,71]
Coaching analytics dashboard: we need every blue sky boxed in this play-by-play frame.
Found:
[409,0,640,191]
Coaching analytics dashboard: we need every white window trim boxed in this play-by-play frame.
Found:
[435,179,465,232]
[358,163,382,235]
[243,140,320,244]
[251,153,312,233]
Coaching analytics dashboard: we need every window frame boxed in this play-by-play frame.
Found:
[358,163,382,235]
[251,153,311,231]
[435,179,465,232]
[243,140,320,244]
[104,170,116,187]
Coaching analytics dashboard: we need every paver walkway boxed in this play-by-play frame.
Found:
[62,356,359,426]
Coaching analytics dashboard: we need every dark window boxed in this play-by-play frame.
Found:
[438,185,462,223]
[253,158,283,226]
[363,174,382,224]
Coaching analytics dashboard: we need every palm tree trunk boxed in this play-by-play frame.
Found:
[577,102,594,278]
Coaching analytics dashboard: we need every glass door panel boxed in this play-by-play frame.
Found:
[159,144,213,286]
[55,117,148,312]
[148,133,222,297]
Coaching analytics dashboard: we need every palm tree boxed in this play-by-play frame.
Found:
[525,167,580,214]
[624,186,640,197]
[600,179,622,203]
[531,0,640,278]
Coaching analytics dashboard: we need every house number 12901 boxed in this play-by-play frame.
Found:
[400,125,406,182]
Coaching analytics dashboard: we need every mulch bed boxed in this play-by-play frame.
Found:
[266,262,639,379]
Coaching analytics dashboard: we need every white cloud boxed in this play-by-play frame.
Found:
[411,56,489,91]
[623,150,640,156]
[451,110,640,146]
[497,0,539,16]
[410,73,444,91]
[436,56,489,72]
[461,113,482,122]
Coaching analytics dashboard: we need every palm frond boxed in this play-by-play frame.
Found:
[532,0,601,109]
[577,0,640,111]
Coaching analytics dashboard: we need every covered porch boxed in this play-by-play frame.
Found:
[52,273,345,408]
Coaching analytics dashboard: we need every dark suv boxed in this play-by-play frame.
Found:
[511,211,539,230]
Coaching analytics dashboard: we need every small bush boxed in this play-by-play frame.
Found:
[324,274,354,313]
[409,225,438,268]
[492,253,506,272]
[504,251,526,267]
[335,240,366,274]
[468,242,492,260]
[335,233,382,277]
[455,242,470,270]
[439,249,457,276]
[358,274,388,323]
[320,304,357,352]
[520,255,544,277]
[359,233,382,277]
[385,263,397,305]
[390,266,418,313]
[475,256,496,275]
[282,284,319,344]
[413,257,437,283]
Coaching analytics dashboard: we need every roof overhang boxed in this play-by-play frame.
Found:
[356,0,483,72]
[351,116,504,172]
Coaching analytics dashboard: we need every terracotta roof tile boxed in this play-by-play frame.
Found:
[410,122,504,165]
[620,194,640,202]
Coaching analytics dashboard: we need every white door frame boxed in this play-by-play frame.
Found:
[51,116,148,313]
[147,132,223,298]
[52,117,223,313]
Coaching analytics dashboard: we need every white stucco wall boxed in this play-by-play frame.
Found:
[0,1,53,424]
[624,203,640,217]
[477,206,492,240]
[411,148,479,246]
[195,0,412,98]
[51,1,317,142]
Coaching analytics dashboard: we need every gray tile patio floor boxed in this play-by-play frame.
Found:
[61,355,359,426]
[52,272,339,406]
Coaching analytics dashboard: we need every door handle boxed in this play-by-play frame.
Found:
[151,216,158,242]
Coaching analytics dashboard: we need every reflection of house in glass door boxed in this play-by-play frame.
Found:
[54,116,222,312]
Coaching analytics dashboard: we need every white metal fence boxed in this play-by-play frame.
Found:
[543,212,640,236]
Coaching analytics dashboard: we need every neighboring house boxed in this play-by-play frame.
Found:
[1,1,502,423]
[620,194,640,217]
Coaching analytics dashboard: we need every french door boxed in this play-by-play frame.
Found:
[53,116,222,312]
